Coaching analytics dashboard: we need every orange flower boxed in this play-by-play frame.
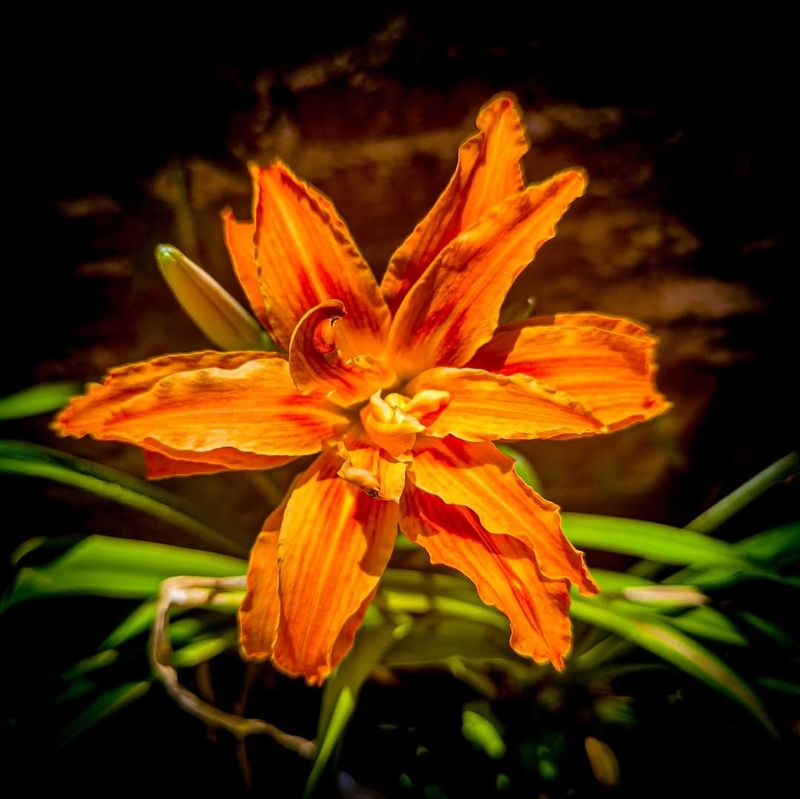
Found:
[54,94,669,684]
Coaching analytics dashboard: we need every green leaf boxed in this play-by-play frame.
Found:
[382,568,491,605]
[462,706,506,759]
[382,617,515,666]
[62,650,120,680]
[0,440,245,555]
[0,382,80,420]
[736,611,795,647]
[305,624,406,798]
[687,452,799,535]
[101,600,159,648]
[58,680,151,747]
[758,677,800,697]
[666,606,748,647]
[172,631,237,669]
[664,523,800,590]
[589,569,656,593]
[735,522,800,566]
[570,597,777,736]
[4,535,246,609]
[561,513,761,571]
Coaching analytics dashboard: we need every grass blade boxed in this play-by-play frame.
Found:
[688,452,799,534]
[561,513,758,570]
[0,440,245,555]
[306,624,405,797]
[4,535,246,609]
[570,597,777,737]
[0,382,80,420]
[57,680,151,748]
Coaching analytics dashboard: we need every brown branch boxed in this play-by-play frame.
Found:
[149,575,315,759]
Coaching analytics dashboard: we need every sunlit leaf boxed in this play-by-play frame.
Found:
[3,535,246,610]
[0,440,245,555]
[561,513,762,571]
[0,382,80,420]
[570,597,777,736]
[172,631,237,669]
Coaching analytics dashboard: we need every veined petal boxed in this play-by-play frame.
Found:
[252,161,391,354]
[289,300,395,407]
[400,484,572,668]
[273,451,398,684]
[222,210,275,335]
[239,491,290,660]
[336,436,408,502]
[381,94,528,312]
[144,445,294,480]
[54,352,350,457]
[410,437,596,594]
[388,171,586,376]
[467,313,670,430]
[407,367,604,441]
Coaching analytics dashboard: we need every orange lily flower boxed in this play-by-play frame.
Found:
[54,94,669,684]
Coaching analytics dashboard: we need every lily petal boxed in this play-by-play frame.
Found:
[407,366,604,441]
[239,490,290,660]
[54,352,349,457]
[252,161,391,354]
[144,445,294,480]
[273,450,398,684]
[289,300,395,407]
[388,170,586,376]
[222,210,275,336]
[400,484,572,668]
[381,94,528,312]
[410,437,596,594]
[467,313,669,430]
[336,437,408,502]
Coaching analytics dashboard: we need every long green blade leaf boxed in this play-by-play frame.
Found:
[4,535,246,609]
[58,680,151,748]
[688,452,799,534]
[306,625,404,797]
[0,440,245,555]
[570,597,776,737]
[0,382,80,420]
[561,513,759,570]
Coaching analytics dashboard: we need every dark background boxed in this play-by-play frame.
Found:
[3,10,796,798]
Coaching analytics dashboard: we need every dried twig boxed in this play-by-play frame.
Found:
[150,575,315,759]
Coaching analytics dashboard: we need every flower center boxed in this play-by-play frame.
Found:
[359,389,449,457]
